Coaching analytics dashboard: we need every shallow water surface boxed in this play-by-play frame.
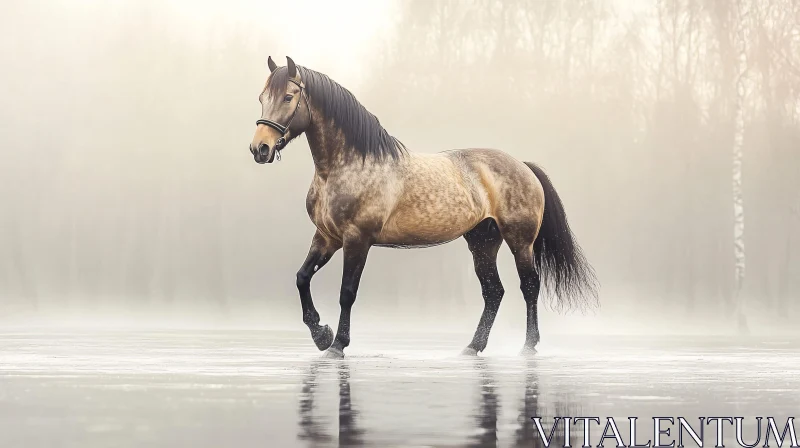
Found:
[0,331,798,447]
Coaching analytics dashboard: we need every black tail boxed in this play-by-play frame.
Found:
[526,162,599,313]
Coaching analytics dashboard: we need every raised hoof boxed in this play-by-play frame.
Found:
[520,346,538,357]
[460,347,479,357]
[321,347,344,359]
[311,325,334,351]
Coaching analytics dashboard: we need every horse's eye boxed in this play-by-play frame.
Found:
[284,94,293,103]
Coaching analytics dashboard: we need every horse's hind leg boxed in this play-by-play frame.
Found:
[461,219,505,356]
[297,231,341,351]
[500,225,541,355]
[514,245,541,355]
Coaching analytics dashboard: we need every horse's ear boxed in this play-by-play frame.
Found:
[286,56,297,79]
[267,56,278,73]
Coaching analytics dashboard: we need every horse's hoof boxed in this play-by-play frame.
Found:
[460,347,479,357]
[321,347,344,359]
[520,346,538,357]
[312,325,334,351]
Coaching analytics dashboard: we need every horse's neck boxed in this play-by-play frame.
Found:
[305,124,340,179]
[305,117,366,179]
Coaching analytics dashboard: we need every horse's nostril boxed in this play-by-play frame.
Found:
[258,143,270,157]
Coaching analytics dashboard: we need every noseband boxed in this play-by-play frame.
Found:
[256,79,308,160]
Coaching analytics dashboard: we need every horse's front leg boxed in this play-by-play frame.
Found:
[297,231,341,351]
[323,236,371,359]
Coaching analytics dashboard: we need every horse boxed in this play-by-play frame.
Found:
[249,56,599,358]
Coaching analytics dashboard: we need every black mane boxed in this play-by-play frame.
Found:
[266,66,406,161]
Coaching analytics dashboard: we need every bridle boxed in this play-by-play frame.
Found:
[256,78,308,161]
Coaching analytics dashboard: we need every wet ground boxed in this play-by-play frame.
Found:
[0,330,798,447]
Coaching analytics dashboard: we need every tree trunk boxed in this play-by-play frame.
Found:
[731,92,747,333]
[731,0,749,334]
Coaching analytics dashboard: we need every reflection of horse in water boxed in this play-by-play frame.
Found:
[468,358,582,448]
[468,358,500,448]
[298,361,364,447]
[296,359,581,447]
[251,57,599,358]
[511,362,583,448]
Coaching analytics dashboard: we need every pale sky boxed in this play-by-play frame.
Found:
[155,0,398,83]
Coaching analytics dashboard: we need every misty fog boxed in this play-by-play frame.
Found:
[1,0,798,336]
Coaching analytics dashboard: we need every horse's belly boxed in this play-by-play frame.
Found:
[378,197,484,246]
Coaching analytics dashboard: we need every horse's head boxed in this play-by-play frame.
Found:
[250,56,311,164]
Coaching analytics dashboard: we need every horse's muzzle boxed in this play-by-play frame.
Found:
[250,143,276,164]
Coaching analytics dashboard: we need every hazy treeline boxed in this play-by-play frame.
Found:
[0,0,798,328]
[365,0,800,321]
